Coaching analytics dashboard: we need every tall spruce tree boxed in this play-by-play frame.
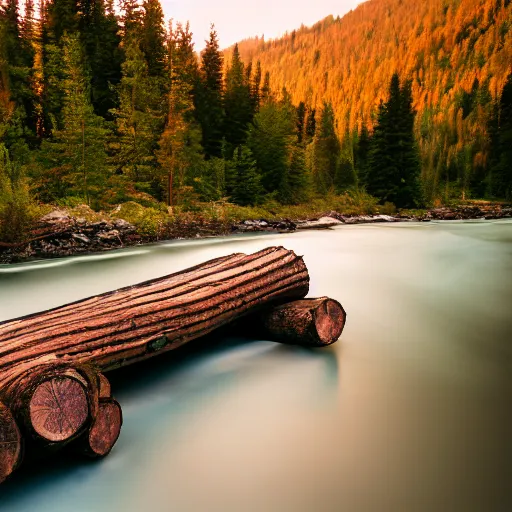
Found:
[313,101,340,194]
[37,33,110,205]
[157,22,203,206]
[247,96,295,196]
[78,0,122,118]
[231,145,263,206]
[141,0,167,79]
[223,44,252,156]
[368,73,421,207]
[354,123,371,187]
[0,0,36,145]
[196,24,224,159]
[490,73,512,199]
[112,36,164,195]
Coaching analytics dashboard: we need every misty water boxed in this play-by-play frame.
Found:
[0,220,511,511]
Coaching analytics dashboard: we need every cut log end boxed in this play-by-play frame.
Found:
[314,299,346,346]
[86,399,122,458]
[0,402,22,483]
[29,376,89,442]
[255,297,346,347]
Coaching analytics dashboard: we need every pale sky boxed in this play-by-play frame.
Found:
[161,0,365,51]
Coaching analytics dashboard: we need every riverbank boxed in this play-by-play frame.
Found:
[1,201,510,264]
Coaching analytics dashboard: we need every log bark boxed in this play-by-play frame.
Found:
[254,297,346,347]
[0,247,309,386]
[0,402,22,483]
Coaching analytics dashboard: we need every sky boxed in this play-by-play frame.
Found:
[161,0,365,51]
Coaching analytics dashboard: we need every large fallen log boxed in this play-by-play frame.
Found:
[0,246,309,380]
[0,246,309,475]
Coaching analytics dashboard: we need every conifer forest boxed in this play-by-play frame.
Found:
[0,0,511,244]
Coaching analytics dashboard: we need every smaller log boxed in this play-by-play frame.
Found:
[0,402,23,483]
[76,374,122,458]
[83,399,122,458]
[256,297,346,347]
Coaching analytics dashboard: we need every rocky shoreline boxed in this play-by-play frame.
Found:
[1,203,510,264]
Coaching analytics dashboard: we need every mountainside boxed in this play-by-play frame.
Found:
[234,0,512,198]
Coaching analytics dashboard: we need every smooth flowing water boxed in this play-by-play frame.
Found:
[0,220,511,511]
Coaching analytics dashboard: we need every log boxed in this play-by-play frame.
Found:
[0,402,22,483]
[0,247,308,465]
[75,374,122,458]
[0,247,309,384]
[254,297,346,347]
[3,365,98,450]
[82,399,122,458]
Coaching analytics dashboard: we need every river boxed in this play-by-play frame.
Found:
[0,220,511,511]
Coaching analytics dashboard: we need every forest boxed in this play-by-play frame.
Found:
[0,0,511,244]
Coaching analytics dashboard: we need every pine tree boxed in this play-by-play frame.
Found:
[0,0,36,144]
[261,71,271,104]
[78,0,122,118]
[157,22,203,206]
[247,97,295,196]
[490,73,512,199]
[368,73,421,208]
[196,24,224,159]
[354,123,371,187]
[231,145,263,206]
[296,101,306,144]
[251,60,262,112]
[313,101,340,194]
[111,35,164,196]
[141,0,167,79]
[37,33,110,205]
[46,0,79,44]
[305,107,316,141]
[286,144,309,204]
[223,44,252,156]
[336,130,357,191]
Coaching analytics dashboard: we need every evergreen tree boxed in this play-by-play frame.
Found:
[157,22,203,206]
[223,44,252,156]
[354,123,371,187]
[490,73,512,199]
[196,24,224,159]
[286,144,309,204]
[336,130,357,191]
[37,33,110,205]
[141,0,167,79]
[78,0,122,118]
[313,101,340,193]
[296,101,306,144]
[112,36,164,196]
[231,145,263,206]
[0,0,36,144]
[247,97,295,196]
[251,60,262,112]
[260,70,271,104]
[305,107,316,141]
[368,73,421,207]
[46,0,79,44]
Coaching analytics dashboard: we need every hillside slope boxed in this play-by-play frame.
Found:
[234,0,512,198]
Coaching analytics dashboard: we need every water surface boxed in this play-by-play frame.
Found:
[1,220,511,511]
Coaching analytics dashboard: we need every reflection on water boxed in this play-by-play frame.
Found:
[0,220,511,511]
